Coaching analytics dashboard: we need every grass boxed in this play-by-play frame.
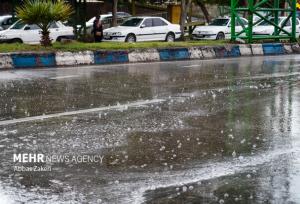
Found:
[0,40,229,53]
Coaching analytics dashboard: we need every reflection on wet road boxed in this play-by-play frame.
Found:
[0,55,300,203]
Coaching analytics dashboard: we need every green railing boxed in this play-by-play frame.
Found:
[231,0,297,43]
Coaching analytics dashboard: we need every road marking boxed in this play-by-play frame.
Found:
[182,64,201,68]
[50,75,79,80]
[0,99,165,126]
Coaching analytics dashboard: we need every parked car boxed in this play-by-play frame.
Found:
[84,12,131,33]
[107,12,131,18]
[0,20,74,44]
[103,16,181,42]
[0,15,16,31]
[253,16,300,38]
[192,17,248,40]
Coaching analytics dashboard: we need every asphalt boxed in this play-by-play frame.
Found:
[0,55,300,204]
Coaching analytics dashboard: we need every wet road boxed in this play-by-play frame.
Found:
[0,55,300,204]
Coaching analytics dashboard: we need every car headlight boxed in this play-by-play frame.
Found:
[111,32,122,36]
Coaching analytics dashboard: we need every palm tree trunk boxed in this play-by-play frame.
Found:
[112,0,118,27]
[41,29,51,46]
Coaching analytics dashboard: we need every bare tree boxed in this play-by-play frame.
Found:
[195,0,210,23]
[112,0,118,27]
[180,0,192,40]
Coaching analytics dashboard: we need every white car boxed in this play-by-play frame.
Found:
[84,12,131,33]
[0,20,74,44]
[253,17,300,38]
[192,17,248,40]
[0,15,15,31]
[103,16,181,42]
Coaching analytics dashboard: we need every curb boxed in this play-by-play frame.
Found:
[0,43,299,70]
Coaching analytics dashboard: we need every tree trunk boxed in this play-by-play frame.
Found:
[112,0,118,27]
[41,29,51,46]
[197,1,210,23]
[132,0,136,16]
[180,0,192,40]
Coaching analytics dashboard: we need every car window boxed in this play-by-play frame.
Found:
[283,19,291,26]
[241,18,248,25]
[2,18,12,26]
[258,18,272,26]
[102,17,111,24]
[143,19,153,27]
[49,22,58,28]
[10,21,25,29]
[121,18,143,27]
[236,18,248,26]
[26,24,40,30]
[209,19,229,26]
[153,18,167,26]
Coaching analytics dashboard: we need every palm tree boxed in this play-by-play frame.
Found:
[180,0,192,40]
[16,0,73,46]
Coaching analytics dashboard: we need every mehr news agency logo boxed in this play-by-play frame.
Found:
[13,153,105,172]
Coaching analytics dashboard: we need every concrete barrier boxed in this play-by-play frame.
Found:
[0,54,13,69]
[214,45,241,58]
[251,44,264,55]
[158,48,189,61]
[291,43,300,53]
[128,49,160,62]
[201,47,216,59]
[94,50,129,64]
[188,47,203,59]
[56,51,94,66]
[283,44,293,54]
[239,44,252,56]
[11,53,56,68]
[262,43,284,55]
[0,43,299,70]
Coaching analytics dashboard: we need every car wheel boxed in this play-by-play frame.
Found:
[57,37,63,42]
[216,32,225,40]
[165,32,175,42]
[125,34,136,43]
[11,38,23,43]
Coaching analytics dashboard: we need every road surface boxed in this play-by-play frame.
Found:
[0,55,300,204]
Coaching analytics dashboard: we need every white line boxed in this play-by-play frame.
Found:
[0,99,165,126]
[182,64,201,68]
[50,75,79,80]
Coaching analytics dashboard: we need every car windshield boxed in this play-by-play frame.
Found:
[209,19,229,26]
[121,18,143,27]
[258,18,285,26]
[10,20,25,29]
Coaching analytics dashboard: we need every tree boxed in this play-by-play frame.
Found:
[180,0,192,40]
[16,0,73,46]
[195,0,230,23]
[195,0,211,23]
[112,0,118,27]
